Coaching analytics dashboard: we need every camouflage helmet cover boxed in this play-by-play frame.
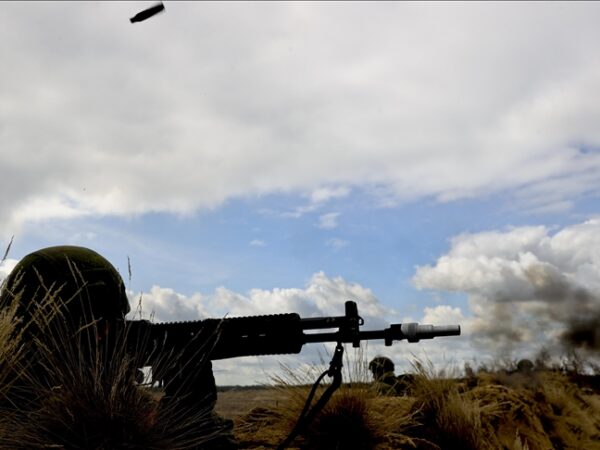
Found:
[369,356,395,375]
[0,245,130,323]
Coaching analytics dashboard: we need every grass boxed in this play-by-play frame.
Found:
[225,355,600,450]
[2,269,599,449]
[0,287,27,445]
[0,290,22,396]
[234,349,418,450]
[0,278,225,450]
[405,360,498,450]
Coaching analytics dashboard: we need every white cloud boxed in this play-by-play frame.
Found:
[280,187,350,219]
[154,272,388,322]
[129,285,207,323]
[0,259,18,285]
[249,239,265,247]
[413,219,600,358]
[2,3,600,233]
[326,238,348,251]
[309,187,351,204]
[132,271,392,324]
[422,305,466,327]
[318,212,340,229]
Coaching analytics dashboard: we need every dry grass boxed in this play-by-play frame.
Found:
[302,386,415,450]
[0,290,22,395]
[216,388,283,418]
[402,360,501,450]
[2,268,600,449]
[232,350,417,450]
[227,356,600,450]
[473,374,596,449]
[0,286,26,444]
[0,282,224,450]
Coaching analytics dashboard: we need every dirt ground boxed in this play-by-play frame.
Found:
[215,387,283,419]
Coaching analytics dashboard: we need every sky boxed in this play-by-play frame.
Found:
[1,2,599,385]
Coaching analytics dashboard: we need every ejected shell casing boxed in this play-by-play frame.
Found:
[130,2,165,23]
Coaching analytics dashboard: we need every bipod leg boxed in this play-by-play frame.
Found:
[276,343,344,450]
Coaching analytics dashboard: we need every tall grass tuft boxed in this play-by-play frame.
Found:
[0,289,23,396]
[0,279,224,449]
[0,286,27,444]
[406,359,502,450]
[262,347,416,450]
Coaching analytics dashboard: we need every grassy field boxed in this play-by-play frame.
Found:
[216,367,600,450]
[216,387,283,418]
[1,285,599,449]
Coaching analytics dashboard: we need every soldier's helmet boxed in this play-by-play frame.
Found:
[369,356,395,379]
[0,245,130,328]
[516,359,534,374]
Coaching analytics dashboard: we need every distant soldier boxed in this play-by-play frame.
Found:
[368,356,416,396]
[516,359,534,374]
[0,245,236,449]
[369,356,398,394]
[369,356,395,382]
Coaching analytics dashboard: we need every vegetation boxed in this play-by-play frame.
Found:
[0,283,220,449]
[229,356,600,450]
[1,280,599,449]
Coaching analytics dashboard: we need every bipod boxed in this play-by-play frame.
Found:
[276,342,344,450]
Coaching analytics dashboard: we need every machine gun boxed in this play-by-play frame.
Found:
[126,300,460,362]
[0,245,459,449]
[125,300,460,449]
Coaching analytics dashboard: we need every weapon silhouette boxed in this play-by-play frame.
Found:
[126,300,460,362]
[125,300,459,448]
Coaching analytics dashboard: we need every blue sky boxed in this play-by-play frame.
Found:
[10,188,594,299]
[1,2,600,384]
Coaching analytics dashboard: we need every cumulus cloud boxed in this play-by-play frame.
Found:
[422,305,466,326]
[129,286,208,323]
[280,187,350,219]
[326,238,348,251]
[2,3,600,234]
[135,271,391,325]
[318,212,340,230]
[309,187,351,205]
[0,259,18,285]
[413,219,600,357]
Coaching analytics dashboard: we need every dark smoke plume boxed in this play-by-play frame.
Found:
[563,317,600,352]
[414,221,600,360]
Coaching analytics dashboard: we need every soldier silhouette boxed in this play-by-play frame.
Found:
[0,245,236,449]
[369,356,400,395]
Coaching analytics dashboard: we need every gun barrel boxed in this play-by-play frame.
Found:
[398,323,461,343]
[303,323,461,345]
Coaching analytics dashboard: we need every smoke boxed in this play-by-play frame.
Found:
[413,219,600,357]
[563,317,600,351]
